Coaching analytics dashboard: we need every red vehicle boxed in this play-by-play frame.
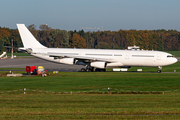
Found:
[26,66,37,74]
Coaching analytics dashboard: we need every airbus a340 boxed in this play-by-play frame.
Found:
[17,24,178,73]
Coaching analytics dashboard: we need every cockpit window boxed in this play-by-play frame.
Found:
[167,55,174,58]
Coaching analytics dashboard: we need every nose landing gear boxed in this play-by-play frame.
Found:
[157,66,162,73]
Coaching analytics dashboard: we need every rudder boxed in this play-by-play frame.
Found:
[17,24,46,48]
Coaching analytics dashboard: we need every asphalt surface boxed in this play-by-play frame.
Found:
[177,57,180,61]
[0,57,179,72]
[0,57,85,72]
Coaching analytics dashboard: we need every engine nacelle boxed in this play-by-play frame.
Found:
[59,58,75,65]
[90,62,106,68]
[106,62,124,68]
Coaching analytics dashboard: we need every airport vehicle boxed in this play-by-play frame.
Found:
[17,24,178,73]
[26,65,47,75]
[26,66,37,74]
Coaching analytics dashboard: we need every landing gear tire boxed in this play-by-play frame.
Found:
[85,67,94,72]
[86,69,91,72]
[81,68,86,72]
[95,68,106,72]
[81,67,94,72]
[157,66,162,73]
[157,70,161,73]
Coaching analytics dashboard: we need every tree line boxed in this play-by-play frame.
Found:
[0,24,180,53]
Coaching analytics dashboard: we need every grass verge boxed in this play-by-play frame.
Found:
[0,67,180,119]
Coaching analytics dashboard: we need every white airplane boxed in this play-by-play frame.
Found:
[17,24,178,73]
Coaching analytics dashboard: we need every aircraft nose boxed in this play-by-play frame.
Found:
[175,58,178,63]
[172,58,178,64]
[168,57,178,65]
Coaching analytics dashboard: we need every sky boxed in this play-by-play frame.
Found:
[0,0,180,31]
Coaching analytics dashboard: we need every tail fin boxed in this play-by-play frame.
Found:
[17,24,46,48]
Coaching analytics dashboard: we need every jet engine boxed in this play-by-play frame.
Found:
[90,62,106,68]
[59,58,75,65]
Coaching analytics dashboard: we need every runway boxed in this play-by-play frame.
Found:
[0,57,85,72]
[0,57,179,72]
[177,57,180,61]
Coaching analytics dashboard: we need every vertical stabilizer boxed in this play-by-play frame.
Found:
[17,24,46,48]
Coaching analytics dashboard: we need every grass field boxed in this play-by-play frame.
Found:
[1,72,180,92]
[1,51,180,119]
[0,94,180,119]
[6,52,30,56]
[0,71,180,119]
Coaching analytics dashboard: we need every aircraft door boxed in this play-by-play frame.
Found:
[125,53,130,59]
[157,54,161,60]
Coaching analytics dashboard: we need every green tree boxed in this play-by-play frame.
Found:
[38,24,52,47]
[28,24,39,40]
[0,38,4,52]
[49,29,69,48]
[60,30,70,48]
[0,28,10,46]
[96,42,110,49]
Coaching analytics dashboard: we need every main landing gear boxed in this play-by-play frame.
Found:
[81,66,94,72]
[95,68,106,72]
[157,66,162,73]
[81,67,106,72]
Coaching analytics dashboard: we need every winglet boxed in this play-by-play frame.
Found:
[17,24,46,48]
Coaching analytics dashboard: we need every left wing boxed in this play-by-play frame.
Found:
[47,53,117,63]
